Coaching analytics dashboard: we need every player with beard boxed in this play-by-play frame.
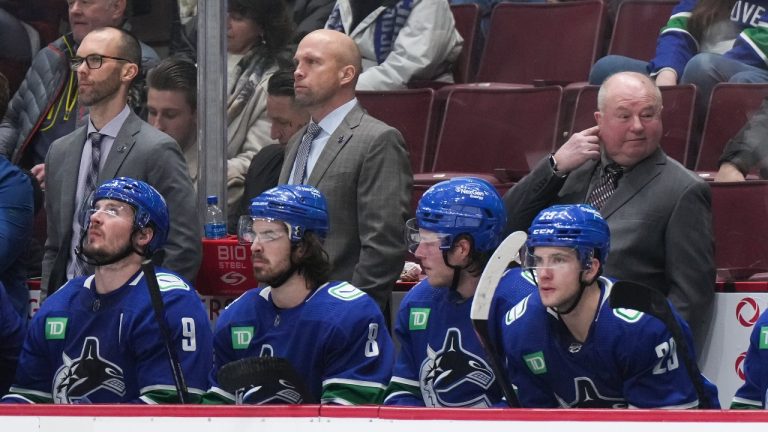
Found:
[496,204,719,408]
[203,184,394,405]
[2,177,212,404]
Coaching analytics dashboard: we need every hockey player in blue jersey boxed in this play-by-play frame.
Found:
[384,177,533,407]
[498,204,719,408]
[203,184,394,405]
[2,177,213,404]
[732,309,768,408]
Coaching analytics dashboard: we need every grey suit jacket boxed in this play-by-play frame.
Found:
[42,111,201,295]
[503,148,715,344]
[279,103,412,310]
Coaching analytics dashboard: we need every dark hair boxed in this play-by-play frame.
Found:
[688,0,736,43]
[0,72,8,121]
[452,234,490,277]
[293,232,331,287]
[267,68,296,98]
[228,0,294,55]
[147,56,197,110]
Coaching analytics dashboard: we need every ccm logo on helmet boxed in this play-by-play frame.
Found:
[532,228,555,235]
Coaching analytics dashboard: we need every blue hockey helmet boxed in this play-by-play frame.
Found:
[246,184,329,243]
[91,177,170,255]
[525,204,610,269]
[410,177,506,254]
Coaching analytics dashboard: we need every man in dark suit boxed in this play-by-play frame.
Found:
[278,29,412,311]
[503,71,714,346]
[43,27,200,297]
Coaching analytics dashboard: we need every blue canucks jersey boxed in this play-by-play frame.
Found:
[385,267,535,407]
[498,272,719,408]
[733,309,768,408]
[2,269,213,404]
[206,281,394,404]
[0,281,25,395]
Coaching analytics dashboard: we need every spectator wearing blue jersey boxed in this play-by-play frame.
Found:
[203,184,394,405]
[384,177,533,407]
[2,177,213,404]
[497,204,719,409]
[589,0,739,86]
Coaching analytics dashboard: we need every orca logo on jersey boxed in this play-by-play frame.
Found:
[554,377,627,408]
[419,328,495,407]
[52,337,126,403]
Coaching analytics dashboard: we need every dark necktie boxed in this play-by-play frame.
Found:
[291,122,322,184]
[72,132,104,278]
[586,163,623,210]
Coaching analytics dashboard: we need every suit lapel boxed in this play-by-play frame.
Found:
[60,127,89,230]
[279,129,303,184]
[100,111,140,181]
[600,148,666,218]
[307,106,363,184]
[560,160,597,202]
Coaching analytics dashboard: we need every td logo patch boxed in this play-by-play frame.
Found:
[760,326,768,349]
[409,308,430,330]
[231,326,254,349]
[45,317,68,340]
[523,351,547,375]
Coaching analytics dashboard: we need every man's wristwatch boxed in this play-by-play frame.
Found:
[549,153,567,178]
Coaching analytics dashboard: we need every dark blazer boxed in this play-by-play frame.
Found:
[504,148,715,343]
[279,103,412,310]
[42,111,201,295]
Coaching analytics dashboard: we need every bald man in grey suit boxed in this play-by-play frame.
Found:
[43,27,200,297]
[279,30,411,310]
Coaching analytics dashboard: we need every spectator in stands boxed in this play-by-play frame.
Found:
[0,73,8,120]
[0,7,34,95]
[224,0,294,216]
[3,177,212,404]
[204,184,393,405]
[0,0,160,188]
[280,29,412,312]
[325,0,463,90]
[503,72,715,348]
[589,0,738,86]
[384,177,533,407]
[715,97,768,181]
[146,57,199,188]
[43,27,200,299]
[288,0,335,44]
[230,69,309,232]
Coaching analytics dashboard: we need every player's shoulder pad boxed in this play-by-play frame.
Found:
[154,272,191,292]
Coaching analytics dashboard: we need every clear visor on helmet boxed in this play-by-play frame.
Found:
[237,216,289,245]
[521,246,593,271]
[405,218,453,254]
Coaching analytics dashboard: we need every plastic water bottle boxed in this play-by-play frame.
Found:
[204,195,226,239]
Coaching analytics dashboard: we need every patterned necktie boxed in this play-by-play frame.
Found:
[291,122,322,184]
[72,132,104,278]
[586,163,623,210]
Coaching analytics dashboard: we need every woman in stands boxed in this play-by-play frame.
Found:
[588,0,738,86]
[225,0,293,216]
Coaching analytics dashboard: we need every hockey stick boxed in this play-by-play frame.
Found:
[142,259,189,404]
[218,356,316,404]
[609,280,712,409]
[470,230,527,408]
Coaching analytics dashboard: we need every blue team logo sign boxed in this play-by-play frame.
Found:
[419,328,495,407]
[52,337,126,403]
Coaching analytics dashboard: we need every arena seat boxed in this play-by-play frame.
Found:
[357,88,436,173]
[695,83,768,171]
[476,0,606,85]
[450,4,480,84]
[607,0,677,59]
[709,181,768,282]
[568,84,696,167]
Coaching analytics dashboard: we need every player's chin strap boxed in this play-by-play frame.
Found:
[267,243,304,289]
[442,237,476,292]
[529,267,602,316]
[75,227,148,267]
